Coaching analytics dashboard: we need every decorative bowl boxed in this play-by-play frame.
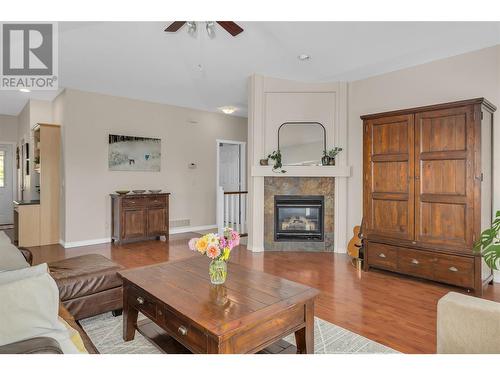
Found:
[115,190,130,195]
[148,189,162,194]
[132,190,146,194]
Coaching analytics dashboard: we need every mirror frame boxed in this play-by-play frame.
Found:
[277,122,327,157]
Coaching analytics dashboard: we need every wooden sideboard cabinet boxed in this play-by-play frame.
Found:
[362,98,496,296]
[111,193,170,244]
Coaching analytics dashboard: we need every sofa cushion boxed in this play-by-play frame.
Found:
[0,243,30,272]
[0,272,68,346]
[49,254,123,301]
[0,263,48,285]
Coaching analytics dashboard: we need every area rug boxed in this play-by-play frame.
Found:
[79,312,398,354]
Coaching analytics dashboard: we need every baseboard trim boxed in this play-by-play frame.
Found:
[61,238,111,248]
[60,224,217,248]
[169,224,217,235]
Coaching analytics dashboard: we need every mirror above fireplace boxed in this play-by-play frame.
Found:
[278,122,326,166]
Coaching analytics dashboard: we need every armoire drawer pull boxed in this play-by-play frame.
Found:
[378,253,386,258]
[411,259,419,265]
[449,266,458,272]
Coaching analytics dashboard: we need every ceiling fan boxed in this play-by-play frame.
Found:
[164,21,244,37]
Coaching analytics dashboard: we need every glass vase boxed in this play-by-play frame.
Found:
[209,259,227,285]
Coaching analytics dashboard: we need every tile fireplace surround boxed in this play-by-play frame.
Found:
[264,177,335,251]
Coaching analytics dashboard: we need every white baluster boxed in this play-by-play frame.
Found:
[231,194,235,230]
[216,187,224,235]
[241,193,246,235]
[224,194,229,229]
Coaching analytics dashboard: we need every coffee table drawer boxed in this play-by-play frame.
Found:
[159,307,207,353]
[128,286,157,319]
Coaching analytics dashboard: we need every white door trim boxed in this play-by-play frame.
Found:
[0,142,17,224]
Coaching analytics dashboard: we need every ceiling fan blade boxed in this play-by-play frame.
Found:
[216,21,244,36]
[164,21,186,32]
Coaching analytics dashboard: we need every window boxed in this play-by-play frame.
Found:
[0,150,4,187]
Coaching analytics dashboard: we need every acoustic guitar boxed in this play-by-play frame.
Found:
[347,219,364,269]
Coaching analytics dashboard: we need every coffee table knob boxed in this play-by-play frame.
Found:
[136,296,145,305]
[178,325,188,336]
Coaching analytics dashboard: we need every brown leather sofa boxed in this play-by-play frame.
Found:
[0,248,124,354]
[19,247,124,320]
[48,254,124,320]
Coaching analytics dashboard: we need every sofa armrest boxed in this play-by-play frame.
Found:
[0,337,63,354]
[18,247,33,266]
[437,291,500,354]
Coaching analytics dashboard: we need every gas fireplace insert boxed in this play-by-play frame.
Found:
[274,195,324,242]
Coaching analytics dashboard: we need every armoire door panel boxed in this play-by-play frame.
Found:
[418,202,466,245]
[364,114,414,240]
[373,161,408,193]
[415,106,474,249]
[372,121,409,155]
[372,199,410,238]
[421,159,466,195]
[419,112,466,152]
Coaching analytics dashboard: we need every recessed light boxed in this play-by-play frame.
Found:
[298,54,311,61]
[219,106,238,115]
[19,88,31,93]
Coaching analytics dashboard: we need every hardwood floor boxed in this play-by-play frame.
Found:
[21,232,500,354]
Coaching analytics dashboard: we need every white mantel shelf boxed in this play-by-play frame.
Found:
[251,165,351,177]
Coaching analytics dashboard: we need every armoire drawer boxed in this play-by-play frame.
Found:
[367,243,398,270]
[397,248,435,279]
[433,253,474,288]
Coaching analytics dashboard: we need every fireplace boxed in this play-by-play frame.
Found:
[274,195,324,242]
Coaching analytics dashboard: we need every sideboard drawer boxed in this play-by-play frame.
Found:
[434,253,474,288]
[398,248,435,279]
[127,286,157,319]
[160,307,207,353]
[367,242,398,270]
[148,195,167,207]
[122,197,147,208]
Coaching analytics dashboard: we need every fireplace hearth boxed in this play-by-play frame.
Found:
[274,195,324,242]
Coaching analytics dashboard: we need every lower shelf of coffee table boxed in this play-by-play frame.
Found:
[137,319,297,354]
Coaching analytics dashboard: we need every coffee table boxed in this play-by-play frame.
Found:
[119,256,319,354]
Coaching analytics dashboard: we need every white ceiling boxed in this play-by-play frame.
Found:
[1,21,499,117]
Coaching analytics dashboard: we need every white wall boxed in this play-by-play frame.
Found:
[0,115,18,143]
[61,89,247,244]
[347,45,500,280]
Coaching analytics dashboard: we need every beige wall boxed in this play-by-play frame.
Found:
[61,89,247,244]
[0,115,18,143]
[347,45,500,280]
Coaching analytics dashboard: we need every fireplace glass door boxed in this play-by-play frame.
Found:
[274,195,324,241]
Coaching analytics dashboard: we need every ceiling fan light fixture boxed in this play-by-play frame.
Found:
[219,106,238,115]
[206,21,216,39]
[186,21,197,37]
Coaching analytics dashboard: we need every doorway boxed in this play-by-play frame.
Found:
[217,140,246,192]
[216,140,247,235]
[0,143,15,225]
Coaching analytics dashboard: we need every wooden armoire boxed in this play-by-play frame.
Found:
[362,98,496,296]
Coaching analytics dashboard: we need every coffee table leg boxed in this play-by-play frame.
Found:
[123,293,139,341]
[295,300,314,354]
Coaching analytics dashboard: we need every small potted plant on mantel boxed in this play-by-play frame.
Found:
[322,147,343,166]
[267,150,286,173]
[474,210,500,271]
